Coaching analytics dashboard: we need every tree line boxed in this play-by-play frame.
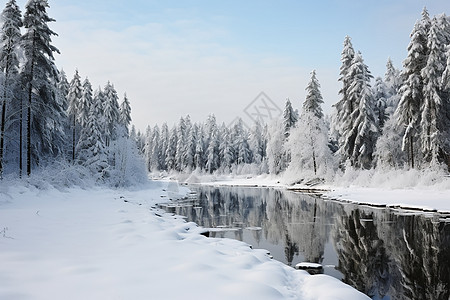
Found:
[140,8,450,179]
[0,0,142,184]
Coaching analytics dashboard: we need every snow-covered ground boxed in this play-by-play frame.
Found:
[175,172,450,213]
[0,181,369,300]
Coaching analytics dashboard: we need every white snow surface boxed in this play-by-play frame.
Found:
[0,181,369,300]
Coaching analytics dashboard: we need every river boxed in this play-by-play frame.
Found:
[159,185,450,300]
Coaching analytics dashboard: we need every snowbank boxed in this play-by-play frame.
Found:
[0,181,369,300]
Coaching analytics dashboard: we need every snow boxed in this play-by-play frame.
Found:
[0,181,369,300]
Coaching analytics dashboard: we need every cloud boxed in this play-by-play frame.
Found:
[50,13,338,131]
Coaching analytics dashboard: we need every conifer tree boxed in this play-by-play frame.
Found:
[333,36,356,139]
[282,98,297,138]
[0,0,22,177]
[57,69,69,110]
[76,87,108,180]
[420,16,447,164]
[339,52,378,168]
[396,8,430,168]
[119,93,131,134]
[21,0,62,175]
[103,81,120,146]
[67,70,82,162]
[372,77,389,129]
[79,77,93,128]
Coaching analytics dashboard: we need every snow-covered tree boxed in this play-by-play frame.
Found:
[333,35,356,141]
[76,86,109,180]
[384,58,401,112]
[205,126,219,173]
[266,119,288,174]
[79,77,93,128]
[372,77,389,129]
[165,126,177,171]
[103,81,120,146]
[21,0,63,175]
[159,122,169,170]
[175,117,186,171]
[249,120,266,165]
[119,93,131,134]
[396,8,430,168]
[287,70,334,178]
[219,126,234,170]
[282,98,297,138]
[67,70,82,162]
[233,118,252,165]
[420,16,447,164]
[338,52,378,169]
[0,0,22,177]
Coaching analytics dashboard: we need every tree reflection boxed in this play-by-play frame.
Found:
[162,186,450,300]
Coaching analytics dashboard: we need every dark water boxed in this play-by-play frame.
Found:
[159,185,450,300]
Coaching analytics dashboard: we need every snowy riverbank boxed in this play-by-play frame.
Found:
[0,181,369,300]
[170,170,450,213]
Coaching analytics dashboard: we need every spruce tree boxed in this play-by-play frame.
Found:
[372,77,389,129]
[420,16,447,164]
[119,93,132,134]
[67,70,82,162]
[333,36,356,138]
[339,52,378,168]
[78,77,93,130]
[282,98,297,138]
[103,81,120,147]
[0,0,22,177]
[396,8,430,168]
[21,0,62,175]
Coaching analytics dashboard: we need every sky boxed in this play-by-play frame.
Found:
[15,0,450,131]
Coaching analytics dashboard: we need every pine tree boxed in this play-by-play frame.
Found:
[165,126,177,171]
[76,87,108,180]
[205,127,219,173]
[219,127,234,170]
[67,70,82,162]
[384,58,401,115]
[79,77,93,128]
[396,8,430,169]
[0,0,22,177]
[282,98,297,138]
[339,52,378,168]
[333,36,356,139]
[57,68,69,110]
[119,93,131,134]
[175,117,186,171]
[372,77,389,129]
[288,70,333,177]
[420,16,447,164]
[103,81,120,147]
[21,0,62,175]
[159,122,169,170]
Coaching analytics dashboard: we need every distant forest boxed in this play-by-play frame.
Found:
[0,2,449,184]
[141,8,450,179]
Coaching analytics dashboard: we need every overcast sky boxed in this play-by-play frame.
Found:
[16,0,450,131]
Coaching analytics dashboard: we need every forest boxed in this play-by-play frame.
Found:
[141,8,450,182]
[0,1,449,185]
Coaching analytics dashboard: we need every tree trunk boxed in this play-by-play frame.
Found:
[19,97,23,178]
[410,134,415,169]
[0,75,7,179]
[0,48,12,179]
[26,32,37,176]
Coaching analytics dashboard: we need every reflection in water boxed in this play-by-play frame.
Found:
[159,185,450,300]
